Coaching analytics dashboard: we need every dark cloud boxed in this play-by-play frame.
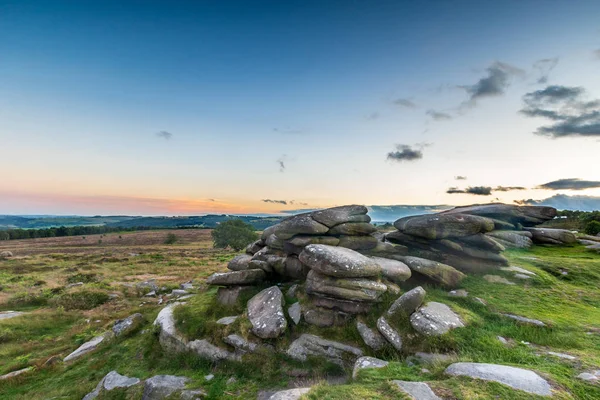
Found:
[520,85,600,138]
[393,98,417,108]
[515,194,600,211]
[460,61,525,106]
[533,57,559,84]
[262,199,287,205]
[536,178,600,191]
[208,199,216,202]
[494,186,527,192]
[454,176,467,180]
[446,186,492,195]
[426,109,452,121]
[277,155,286,172]
[386,144,423,162]
[156,131,173,140]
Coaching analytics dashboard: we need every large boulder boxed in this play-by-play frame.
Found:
[262,213,329,240]
[153,303,187,353]
[410,302,464,336]
[286,334,363,366]
[216,286,254,306]
[486,231,533,249]
[305,270,387,302]
[310,205,371,228]
[524,227,577,245]
[445,363,552,396]
[206,269,265,286]
[227,254,253,271]
[442,204,557,226]
[247,286,287,339]
[394,213,495,240]
[396,256,465,288]
[371,256,411,283]
[328,222,377,236]
[299,245,381,278]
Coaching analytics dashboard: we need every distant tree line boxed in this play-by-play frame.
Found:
[551,210,600,235]
[0,225,206,241]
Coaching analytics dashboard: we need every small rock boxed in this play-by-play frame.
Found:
[0,367,33,381]
[577,371,600,382]
[288,302,301,325]
[204,374,214,381]
[286,284,299,298]
[474,297,487,306]
[0,251,13,258]
[497,336,509,345]
[376,317,402,351]
[387,286,426,317]
[142,375,189,400]
[170,289,189,297]
[501,266,536,276]
[286,334,363,366]
[216,316,238,325]
[484,275,515,285]
[392,381,441,400]
[247,286,287,339]
[448,289,468,297]
[410,302,464,336]
[66,282,84,288]
[180,282,194,290]
[64,333,110,362]
[226,377,237,385]
[113,313,144,337]
[267,388,312,400]
[0,311,24,320]
[145,291,157,297]
[43,356,62,367]
[223,334,259,353]
[352,356,388,379]
[501,313,546,327]
[180,389,207,400]
[187,339,238,362]
[83,371,141,400]
[356,321,387,351]
[514,273,532,280]
[547,351,576,360]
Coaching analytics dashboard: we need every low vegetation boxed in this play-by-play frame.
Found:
[211,219,259,251]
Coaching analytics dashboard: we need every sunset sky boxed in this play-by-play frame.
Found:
[1,1,599,215]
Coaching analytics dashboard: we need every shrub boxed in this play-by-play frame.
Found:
[49,289,109,310]
[66,273,98,284]
[164,233,178,245]
[584,220,600,236]
[211,219,258,251]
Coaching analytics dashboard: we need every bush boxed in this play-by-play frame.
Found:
[164,233,178,244]
[211,219,258,251]
[49,289,109,310]
[584,220,600,236]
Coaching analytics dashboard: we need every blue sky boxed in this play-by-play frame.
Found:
[1,1,599,215]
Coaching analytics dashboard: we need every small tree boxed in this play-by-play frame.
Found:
[0,231,9,241]
[211,219,258,251]
[164,233,178,244]
[584,220,600,236]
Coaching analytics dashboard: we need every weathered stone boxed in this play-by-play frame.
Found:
[0,251,13,258]
[337,235,379,250]
[0,311,24,320]
[288,302,301,325]
[486,231,533,249]
[262,213,329,241]
[410,302,464,336]
[283,256,309,279]
[83,371,141,400]
[514,273,531,280]
[223,334,260,353]
[359,240,408,257]
[113,313,144,337]
[299,244,381,278]
[500,313,546,327]
[392,381,441,400]
[206,269,265,286]
[142,375,189,400]
[577,370,600,382]
[442,204,557,226]
[136,279,158,293]
[457,233,505,252]
[371,256,411,283]
[227,254,253,271]
[286,284,299,298]
[216,316,238,325]
[180,389,207,399]
[267,388,312,400]
[305,270,387,302]
[484,275,515,285]
[216,286,253,306]
[352,356,388,379]
[64,333,110,362]
[304,307,349,327]
[547,351,576,360]
[309,205,370,227]
[153,303,187,353]
[246,239,265,255]
[376,317,402,351]
[445,362,553,396]
[525,227,577,245]
[383,279,401,295]
[283,236,340,255]
[394,213,495,240]
[0,367,33,381]
[266,234,285,250]
[397,256,465,288]
[309,294,372,314]
[328,222,377,236]
[180,282,194,290]
[187,339,238,361]
[387,286,426,317]
[286,334,363,366]
[247,286,287,339]
[356,321,387,351]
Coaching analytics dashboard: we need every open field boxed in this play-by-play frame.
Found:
[0,231,599,399]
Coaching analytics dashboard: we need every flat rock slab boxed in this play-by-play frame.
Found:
[113,313,144,337]
[394,213,495,239]
[356,321,387,351]
[501,313,546,327]
[153,303,187,353]
[288,302,301,325]
[376,317,403,351]
[206,269,265,286]
[577,370,600,382]
[484,275,515,285]
[371,256,411,283]
[0,311,25,320]
[188,339,238,362]
[0,367,33,381]
[392,381,441,400]
[267,387,312,400]
[352,356,388,379]
[410,302,464,336]
[142,375,189,400]
[445,362,553,396]
[286,334,363,366]
[83,370,141,400]
[64,333,109,362]
[216,316,239,325]
[299,244,381,278]
[387,286,426,317]
[247,286,287,339]
[310,204,370,228]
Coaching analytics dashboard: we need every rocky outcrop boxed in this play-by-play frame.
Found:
[445,362,553,396]
[286,334,363,366]
[247,286,287,339]
[206,269,266,286]
[525,227,577,245]
[227,254,253,271]
[154,303,187,353]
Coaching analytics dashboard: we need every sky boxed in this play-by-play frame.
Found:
[1,0,599,215]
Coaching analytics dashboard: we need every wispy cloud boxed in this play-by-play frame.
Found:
[446,186,492,195]
[387,143,430,162]
[494,186,527,192]
[262,199,287,205]
[454,176,467,180]
[459,61,525,107]
[536,178,600,190]
[277,155,287,172]
[532,57,559,84]
[520,85,600,138]
[156,130,173,140]
[426,109,452,121]
[273,127,306,134]
[393,98,417,108]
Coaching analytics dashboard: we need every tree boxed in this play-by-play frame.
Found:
[164,233,178,244]
[0,231,9,240]
[584,221,600,236]
[211,219,258,251]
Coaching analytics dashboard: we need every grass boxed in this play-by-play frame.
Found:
[0,232,599,399]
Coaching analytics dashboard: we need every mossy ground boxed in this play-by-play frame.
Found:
[0,231,599,399]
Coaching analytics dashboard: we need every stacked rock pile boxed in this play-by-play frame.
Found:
[385,204,557,274]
